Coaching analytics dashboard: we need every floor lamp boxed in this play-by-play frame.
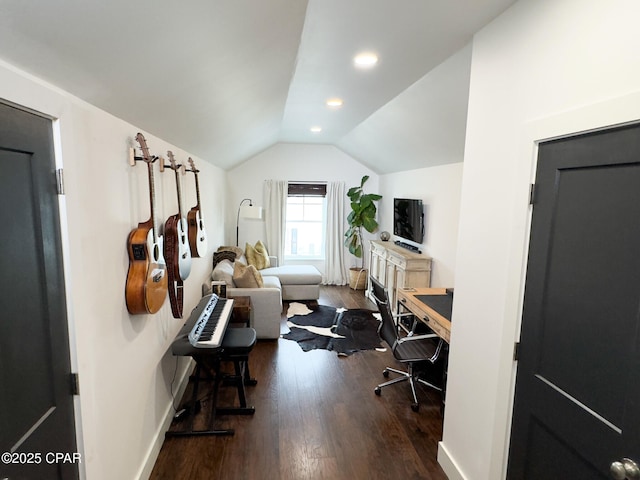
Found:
[236,198,263,246]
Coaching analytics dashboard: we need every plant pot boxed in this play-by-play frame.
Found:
[349,267,368,290]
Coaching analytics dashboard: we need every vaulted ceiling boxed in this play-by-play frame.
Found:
[0,0,515,173]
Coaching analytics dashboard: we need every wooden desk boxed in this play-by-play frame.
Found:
[396,287,452,343]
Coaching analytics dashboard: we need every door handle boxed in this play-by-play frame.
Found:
[610,458,640,480]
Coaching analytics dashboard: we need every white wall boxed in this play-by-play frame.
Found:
[0,59,226,479]
[440,1,640,479]
[227,143,379,275]
[379,163,463,288]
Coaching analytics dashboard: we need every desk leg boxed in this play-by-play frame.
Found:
[441,344,449,415]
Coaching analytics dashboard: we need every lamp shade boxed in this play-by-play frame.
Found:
[240,205,263,220]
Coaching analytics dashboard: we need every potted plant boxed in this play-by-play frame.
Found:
[344,175,382,289]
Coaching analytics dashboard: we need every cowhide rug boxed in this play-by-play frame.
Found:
[283,304,384,356]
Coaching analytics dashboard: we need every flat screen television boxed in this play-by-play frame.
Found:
[393,198,424,244]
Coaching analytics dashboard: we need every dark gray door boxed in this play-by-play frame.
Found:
[0,103,78,479]
[507,124,640,479]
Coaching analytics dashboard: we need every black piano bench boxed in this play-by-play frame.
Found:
[219,327,258,412]
[166,327,258,438]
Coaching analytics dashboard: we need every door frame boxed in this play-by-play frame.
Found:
[1,98,86,479]
[492,93,640,480]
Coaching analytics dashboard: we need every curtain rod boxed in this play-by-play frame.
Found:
[288,181,328,184]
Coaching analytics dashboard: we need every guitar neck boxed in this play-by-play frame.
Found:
[194,171,202,215]
[175,169,185,218]
[147,160,158,241]
[136,132,159,241]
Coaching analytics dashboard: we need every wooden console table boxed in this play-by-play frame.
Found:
[367,240,432,312]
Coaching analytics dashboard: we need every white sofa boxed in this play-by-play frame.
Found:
[202,256,321,339]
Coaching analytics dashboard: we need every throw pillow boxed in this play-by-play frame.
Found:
[216,245,244,258]
[212,259,235,287]
[245,240,270,270]
[232,262,264,288]
[255,240,270,264]
[212,250,236,269]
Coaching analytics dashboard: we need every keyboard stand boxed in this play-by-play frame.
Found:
[167,328,257,438]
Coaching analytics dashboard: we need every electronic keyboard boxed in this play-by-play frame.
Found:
[187,294,234,349]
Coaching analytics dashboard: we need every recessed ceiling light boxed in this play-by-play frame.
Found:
[354,52,378,68]
[310,126,322,133]
[326,98,343,108]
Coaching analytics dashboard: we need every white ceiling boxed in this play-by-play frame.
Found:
[0,0,515,173]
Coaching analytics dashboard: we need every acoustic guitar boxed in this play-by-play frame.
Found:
[187,158,208,257]
[125,133,168,314]
[165,151,192,281]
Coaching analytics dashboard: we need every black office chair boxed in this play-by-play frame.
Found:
[370,276,444,412]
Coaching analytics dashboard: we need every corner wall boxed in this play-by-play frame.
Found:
[379,163,463,288]
[440,1,640,479]
[0,59,226,479]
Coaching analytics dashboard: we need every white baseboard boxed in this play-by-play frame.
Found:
[137,359,194,480]
[438,441,467,480]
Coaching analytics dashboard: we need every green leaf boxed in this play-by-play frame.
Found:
[362,216,379,233]
[362,203,376,217]
[345,226,357,238]
[347,187,361,201]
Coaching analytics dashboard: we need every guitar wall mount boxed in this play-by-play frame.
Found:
[128,146,160,167]
[158,151,187,176]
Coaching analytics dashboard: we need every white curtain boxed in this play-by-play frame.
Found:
[324,181,347,285]
[264,180,288,263]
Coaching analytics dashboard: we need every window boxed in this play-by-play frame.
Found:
[285,183,327,260]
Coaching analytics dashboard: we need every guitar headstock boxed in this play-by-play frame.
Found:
[167,151,177,170]
[188,158,198,173]
[135,133,152,164]
[166,151,186,175]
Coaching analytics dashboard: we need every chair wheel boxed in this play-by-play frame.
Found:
[411,403,420,412]
[374,387,381,396]
[382,369,390,378]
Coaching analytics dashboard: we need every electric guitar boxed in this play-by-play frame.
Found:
[125,133,168,314]
[187,158,208,257]
[165,151,192,281]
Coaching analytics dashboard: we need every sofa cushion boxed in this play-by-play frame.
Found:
[212,259,235,286]
[233,262,264,288]
[261,275,282,289]
[245,240,270,270]
[260,265,322,285]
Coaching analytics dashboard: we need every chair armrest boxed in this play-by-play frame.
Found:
[397,333,440,343]
[393,312,418,334]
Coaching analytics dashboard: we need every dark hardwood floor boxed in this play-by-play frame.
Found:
[150,286,448,480]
